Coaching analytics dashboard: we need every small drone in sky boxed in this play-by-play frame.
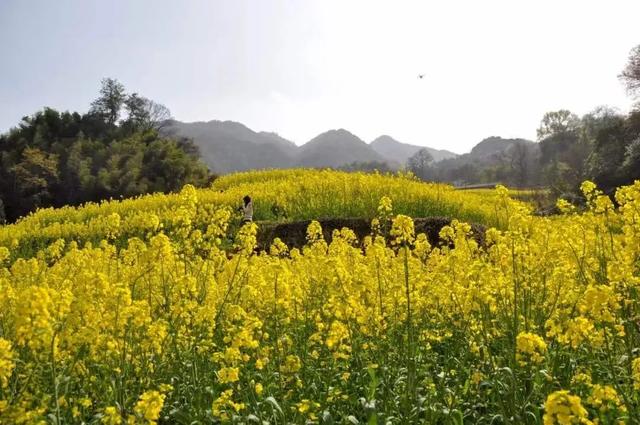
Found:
[418,74,425,79]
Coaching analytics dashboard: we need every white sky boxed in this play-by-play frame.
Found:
[1,0,639,153]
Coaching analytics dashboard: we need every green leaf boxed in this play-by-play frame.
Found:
[265,396,284,418]
[368,413,378,425]
[449,409,463,425]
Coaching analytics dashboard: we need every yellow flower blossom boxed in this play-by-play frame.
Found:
[254,382,263,395]
[102,406,122,425]
[281,355,302,374]
[587,384,625,413]
[391,214,415,245]
[516,332,547,366]
[217,367,240,384]
[543,390,592,425]
[632,357,640,390]
[0,338,14,389]
[134,391,165,424]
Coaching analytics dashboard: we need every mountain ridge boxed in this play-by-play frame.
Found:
[296,129,386,168]
[166,119,531,176]
[370,135,458,164]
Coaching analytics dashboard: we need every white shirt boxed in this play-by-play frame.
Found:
[242,201,253,221]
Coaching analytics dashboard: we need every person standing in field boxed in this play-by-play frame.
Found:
[239,195,253,224]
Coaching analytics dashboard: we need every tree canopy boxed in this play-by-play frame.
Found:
[620,44,640,99]
[0,79,212,222]
[410,44,640,195]
[407,148,434,180]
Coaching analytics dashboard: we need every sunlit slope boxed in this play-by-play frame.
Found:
[0,169,523,255]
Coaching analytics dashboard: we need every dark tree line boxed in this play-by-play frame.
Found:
[407,44,640,195]
[407,138,541,188]
[531,44,640,195]
[537,107,640,195]
[0,78,212,222]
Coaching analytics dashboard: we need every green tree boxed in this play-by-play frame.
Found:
[537,110,589,193]
[123,93,172,133]
[12,147,60,212]
[0,79,212,221]
[407,148,434,180]
[622,138,640,178]
[142,137,210,192]
[620,44,640,99]
[536,110,580,140]
[90,78,127,126]
[585,113,627,191]
[97,135,146,196]
[505,141,538,187]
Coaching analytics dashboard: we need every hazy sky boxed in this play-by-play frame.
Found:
[1,0,639,153]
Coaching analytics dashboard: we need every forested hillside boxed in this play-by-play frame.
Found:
[405,45,640,193]
[0,79,211,222]
[165,119,297,173]
[165,121,454,172]
[370,135,457,163]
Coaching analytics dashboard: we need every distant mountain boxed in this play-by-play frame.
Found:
[430,136,540,186]
[167,120,399,172]
[296,129,386,168]
[257,131,297,151]
[468,136,534,160]
[166,120,530,179]
[166,120,296,173]
[370,135,457,164]
[439,136,538,166]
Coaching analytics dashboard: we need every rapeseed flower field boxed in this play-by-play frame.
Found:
[0,170,639,424]
[0,170,517,261]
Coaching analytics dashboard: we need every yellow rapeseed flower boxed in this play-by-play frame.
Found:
[101,406,122,425]
[134,390,165,424]
[516,332,547,366]
[0,338,14,389]
[390,214,415,246]
[543,390,592,425]
[632,357,640,390]
[217,367,240,384]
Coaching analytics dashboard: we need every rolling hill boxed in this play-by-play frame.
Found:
[166,120,536,179]
[370,135,458,164]
[165,120,296,173]
[295,129,386,168]
[165,120,402,172]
